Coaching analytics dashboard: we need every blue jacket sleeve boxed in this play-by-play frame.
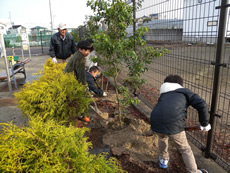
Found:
[86,72,104,96]
[185,89,209,126]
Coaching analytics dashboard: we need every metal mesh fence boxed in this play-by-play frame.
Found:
[4,33,52,48]
[122,0,230,171]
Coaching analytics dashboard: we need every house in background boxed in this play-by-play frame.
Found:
[31,26,47,42]
[30,26,52,46]
[0,22,7,34]
[136,15,151,25]
[4,25,27,47]
[126,0,184,40]
[149,13,161,20]
[7,25,27,35]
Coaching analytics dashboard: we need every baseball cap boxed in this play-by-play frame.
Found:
[58,23,67,30]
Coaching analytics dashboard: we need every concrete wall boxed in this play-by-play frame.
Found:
[182,36,217,43]
[145,29,183,41]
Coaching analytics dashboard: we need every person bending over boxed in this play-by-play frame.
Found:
[150,74,210,173]
[86,66,107,97]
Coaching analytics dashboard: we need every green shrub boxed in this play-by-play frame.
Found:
[0,117,124,173]
[15,59,93,122]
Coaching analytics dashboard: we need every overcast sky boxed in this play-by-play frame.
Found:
[0,0,184,30]
[0,0,94,29]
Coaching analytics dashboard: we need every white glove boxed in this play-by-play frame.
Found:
[52,57,57,63]
[200,124,211,131]
[102,92,107,97]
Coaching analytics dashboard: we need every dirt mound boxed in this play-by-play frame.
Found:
[103,118,159,163]
[87,89,186,172]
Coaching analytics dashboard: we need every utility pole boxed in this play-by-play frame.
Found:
[49,0,53,33]
[9,11,13,27]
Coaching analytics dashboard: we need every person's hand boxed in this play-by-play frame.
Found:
[102,92,107,97]
[200,124,211,131]
[52,57,57,63]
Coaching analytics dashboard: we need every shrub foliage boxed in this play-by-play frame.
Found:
[0,117,124,172]
[15,59,93,122]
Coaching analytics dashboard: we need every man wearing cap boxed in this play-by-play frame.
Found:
[49,23,76,63]
[64,40,93,85]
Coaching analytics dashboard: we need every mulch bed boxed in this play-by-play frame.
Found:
[80,79,187,173]
[0,75,187,172]
[84,100,187,173]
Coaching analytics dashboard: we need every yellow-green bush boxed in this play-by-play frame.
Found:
[0,117,124,173]
[15,59,93,122]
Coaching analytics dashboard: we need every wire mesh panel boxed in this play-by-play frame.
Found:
[123,0,230,171]
[213,6,230,169]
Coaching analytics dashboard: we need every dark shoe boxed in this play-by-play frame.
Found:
[78,116,84,120]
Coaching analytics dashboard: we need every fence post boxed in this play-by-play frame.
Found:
[0,33,13,94]
[40,31,44,55]
[133,0,136,52]
[205,0,229,159]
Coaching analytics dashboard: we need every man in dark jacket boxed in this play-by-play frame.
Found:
[86,66,106,97]
[49,23,76,63]
[150,75,210,173]
[64,40,92,85]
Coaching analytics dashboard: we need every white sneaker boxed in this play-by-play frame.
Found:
[159,157,169,168]
[199,169,208,173]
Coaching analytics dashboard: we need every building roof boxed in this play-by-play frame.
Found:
[8,25,26,29]
[30,26,47,30]
[0,22,7,26]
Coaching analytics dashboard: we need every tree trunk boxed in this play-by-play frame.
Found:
[113,71,123,126]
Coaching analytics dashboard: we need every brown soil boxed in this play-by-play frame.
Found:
[85,87,187,173]
[0,78,24,93]
[0,79,24,107]
[0,76,187,172]
[0,97,17,107]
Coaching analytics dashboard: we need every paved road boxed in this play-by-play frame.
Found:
[6,47,49,57]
